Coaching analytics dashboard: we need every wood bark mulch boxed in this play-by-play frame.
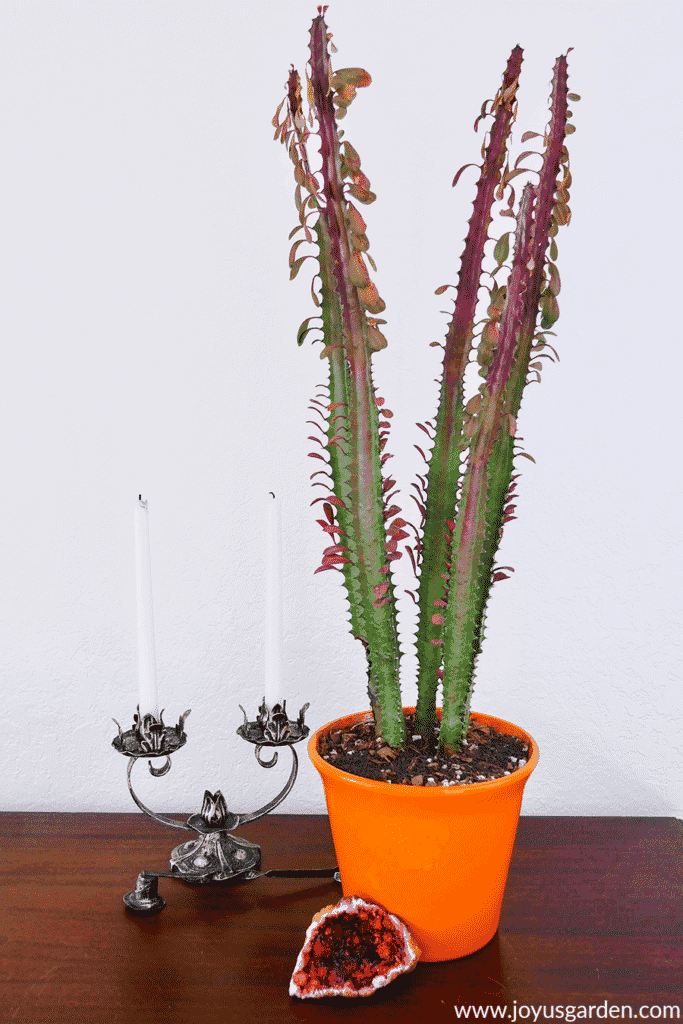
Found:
[316,712,531,787]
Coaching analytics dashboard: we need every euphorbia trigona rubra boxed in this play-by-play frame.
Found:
[273,7,578,751]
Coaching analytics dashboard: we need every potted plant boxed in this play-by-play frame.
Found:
[272,7,577,961]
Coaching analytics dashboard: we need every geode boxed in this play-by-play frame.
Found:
[289,895,420,999]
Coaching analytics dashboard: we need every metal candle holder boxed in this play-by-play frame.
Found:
[112,700,339,915]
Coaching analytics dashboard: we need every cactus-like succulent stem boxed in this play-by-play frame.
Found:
[307,14,404,746]
[438,52,571,749]
[505,54,570,422]
[414,46,524,738]
[439,185,535,750]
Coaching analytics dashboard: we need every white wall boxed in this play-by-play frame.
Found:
[1,0,680,818]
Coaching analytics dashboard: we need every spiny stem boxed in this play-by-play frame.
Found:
[414,46,524,738]
[307,13,404,745]
[439,185,535,751]
[438,52,572,750]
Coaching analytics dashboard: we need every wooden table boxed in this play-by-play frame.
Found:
[1,814,680,1023]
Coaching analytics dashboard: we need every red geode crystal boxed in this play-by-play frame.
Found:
[289,895,420,999]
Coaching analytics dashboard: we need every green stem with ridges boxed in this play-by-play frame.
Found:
[505,54,570,424]
[439,185,536,751]
[308,14,404,745]
[438,52,570,751]
[315,218,368,643]
[414,46,524,738]
[284,71,364,633]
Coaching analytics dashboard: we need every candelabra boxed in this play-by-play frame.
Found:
[112,701,339,915]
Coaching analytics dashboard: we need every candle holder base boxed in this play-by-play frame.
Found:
[169,830,262,883]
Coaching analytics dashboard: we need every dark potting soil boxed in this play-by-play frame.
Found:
[316,712,531,787]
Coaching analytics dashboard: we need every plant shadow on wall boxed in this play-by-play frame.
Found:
[271,2,579,976]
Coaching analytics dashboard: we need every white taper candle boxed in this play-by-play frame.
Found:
[135,495,159,717]
[264,491,282,707]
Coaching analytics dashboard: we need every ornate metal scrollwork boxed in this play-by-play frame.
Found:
[113,701,336,914]
[114,700,335,917]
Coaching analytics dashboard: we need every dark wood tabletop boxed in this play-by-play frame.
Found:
[1,814,680,1024]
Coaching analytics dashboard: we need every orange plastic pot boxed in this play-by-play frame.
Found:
[309,708,538,962]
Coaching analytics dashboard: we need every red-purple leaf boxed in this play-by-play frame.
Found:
[321,555,351,566]
[514,149,541,169]
[290,254,314,280]
[406,547,417,576]
[311,495,348,510]
[316,521,348,536]
[452,162,478,188]
[323,544,350,556]
[272,96,286,128]
[297,316,321,346]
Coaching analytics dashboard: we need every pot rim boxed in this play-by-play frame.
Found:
[308,708,539,795]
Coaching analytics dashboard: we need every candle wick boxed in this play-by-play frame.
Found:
[269,491,275,499]
[139,494,142,501]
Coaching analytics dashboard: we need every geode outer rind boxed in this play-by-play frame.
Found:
[289,895,420,999]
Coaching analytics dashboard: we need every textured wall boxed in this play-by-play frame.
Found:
[1,0,680,819]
